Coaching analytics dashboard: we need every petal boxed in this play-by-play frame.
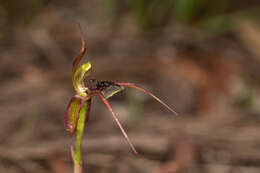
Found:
[116,82,178,116]
[98,92,138,154]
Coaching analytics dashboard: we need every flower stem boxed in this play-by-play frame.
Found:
[71,145,83,173]
[72,100,91,172]
[75,107,86,165]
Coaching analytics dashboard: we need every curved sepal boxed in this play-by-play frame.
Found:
[72,24,92,97]
[64,96,83,136]
[72,24,87,73]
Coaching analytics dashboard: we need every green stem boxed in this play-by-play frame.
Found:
[75,100,90,166]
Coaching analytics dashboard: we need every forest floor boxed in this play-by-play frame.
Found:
[1,1,260,173]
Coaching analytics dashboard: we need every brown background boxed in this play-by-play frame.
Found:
[1,0,260,173]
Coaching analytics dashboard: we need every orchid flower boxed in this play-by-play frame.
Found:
[65,24,178,169]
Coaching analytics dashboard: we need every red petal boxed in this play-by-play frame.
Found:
[98,92,138,154]
[116,82,178,116]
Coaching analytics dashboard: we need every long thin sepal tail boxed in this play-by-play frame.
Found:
[98,92,138,154]
[116,82,178,116]
[72,23,87,73]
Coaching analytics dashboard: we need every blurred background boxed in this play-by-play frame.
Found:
[1,0,260,173]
